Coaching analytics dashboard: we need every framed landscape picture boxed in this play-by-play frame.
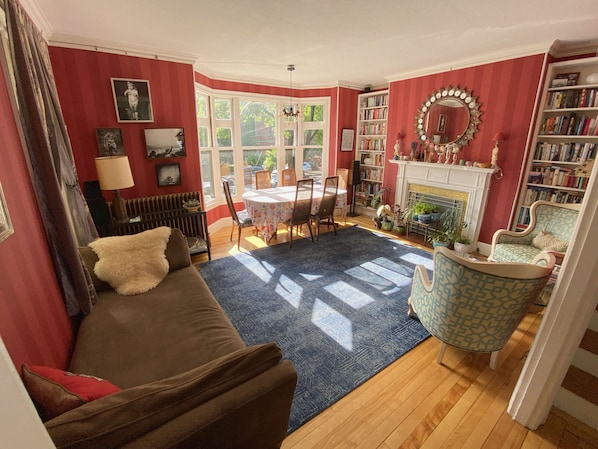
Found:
[144,128,185,158]
[111,78,153,123]
[96,128,125,156]
[156,163,182,187]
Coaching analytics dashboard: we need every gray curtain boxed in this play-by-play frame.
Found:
[5,0,98,316]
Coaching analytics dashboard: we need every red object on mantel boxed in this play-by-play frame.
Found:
[493,132,506,142]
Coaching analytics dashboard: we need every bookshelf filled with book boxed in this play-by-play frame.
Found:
[355,90,388,212]
[515,56,598,230]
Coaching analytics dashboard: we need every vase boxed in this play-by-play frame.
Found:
[183,205,200,213]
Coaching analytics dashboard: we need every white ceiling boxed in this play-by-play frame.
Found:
[24,0,598,89]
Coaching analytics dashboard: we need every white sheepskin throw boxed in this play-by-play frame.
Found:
[89,227,172,295]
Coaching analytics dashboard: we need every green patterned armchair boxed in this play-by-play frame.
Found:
[488,201,580,263]
[407,246,555,369]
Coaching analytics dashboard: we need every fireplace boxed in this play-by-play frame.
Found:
[389,160,496,250]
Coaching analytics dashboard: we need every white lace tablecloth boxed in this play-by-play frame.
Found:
[242,186,347,243]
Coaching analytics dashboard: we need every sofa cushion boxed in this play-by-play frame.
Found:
[490,243,542,263]
[22,365,121,421]
[532,230,569,252]
[89,227,171,295]
[69,266,247,388]
[46,343,283,449]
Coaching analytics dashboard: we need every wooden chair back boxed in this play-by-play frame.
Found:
[281,168,297,187]
[255,170,272,190]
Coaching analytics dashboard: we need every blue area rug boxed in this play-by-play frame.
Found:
[197,226,433,433]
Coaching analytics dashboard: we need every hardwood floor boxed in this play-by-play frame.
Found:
[193,215,598,449]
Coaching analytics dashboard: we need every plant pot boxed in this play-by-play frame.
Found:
[395,225,406,235]
[183,205,200,213]
[430,212,441,222]
[432,240,450,248]
[381,221,394,231]
[454,241,475,254]
[418,214,432,224]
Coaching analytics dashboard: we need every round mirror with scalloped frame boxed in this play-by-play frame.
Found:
[415,86,482,149]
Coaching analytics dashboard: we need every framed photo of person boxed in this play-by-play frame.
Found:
[156,163,182,187]
[96,128,125,156]
[111,78,154,123]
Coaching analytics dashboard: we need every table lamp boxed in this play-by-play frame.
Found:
[95,156,134,223]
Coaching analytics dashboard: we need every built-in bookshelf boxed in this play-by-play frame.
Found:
[355,90,388,211]
[515,57,598,230]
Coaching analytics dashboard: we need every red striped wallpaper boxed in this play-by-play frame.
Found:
[49,47,201,203]
[387,54,545,242]
[0,55,73,371]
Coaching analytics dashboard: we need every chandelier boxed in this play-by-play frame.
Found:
[281,64,301,121]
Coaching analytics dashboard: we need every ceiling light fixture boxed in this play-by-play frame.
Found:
[281,64,301,122]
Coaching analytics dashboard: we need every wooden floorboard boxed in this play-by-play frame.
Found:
[193,214,598,449]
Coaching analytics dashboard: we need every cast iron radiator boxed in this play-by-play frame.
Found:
[112,191,202,237]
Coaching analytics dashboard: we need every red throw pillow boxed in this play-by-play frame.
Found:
[22,365,121,420]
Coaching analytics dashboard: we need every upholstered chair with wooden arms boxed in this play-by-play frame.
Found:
[407,246,555,370]
[488,200,580,264]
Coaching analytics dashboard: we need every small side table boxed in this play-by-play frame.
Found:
[406,219,439,242]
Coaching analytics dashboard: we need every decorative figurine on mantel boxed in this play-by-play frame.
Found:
[450,143,460,164]
[393,132,404,160]
[490,132,505,170]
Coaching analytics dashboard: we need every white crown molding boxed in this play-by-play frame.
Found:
[48,34,199,65]
[549,39,598,58]
[386,43,554,83]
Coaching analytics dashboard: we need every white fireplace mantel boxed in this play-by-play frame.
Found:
[389,160,497,247]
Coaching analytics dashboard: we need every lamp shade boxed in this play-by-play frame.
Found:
[95,156,134,191]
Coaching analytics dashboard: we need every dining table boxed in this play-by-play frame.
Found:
[242,185,347,243]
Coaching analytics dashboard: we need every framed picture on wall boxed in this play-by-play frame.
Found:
[341,129,355,152]
[0,181,14,243]
[144,128,185,158]
[111,78,154,123]
[96,128,125,156]
[437,114,447,133]
[156,163,182,187]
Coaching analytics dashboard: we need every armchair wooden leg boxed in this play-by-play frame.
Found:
[490,351,499,370]
[407,298,415,317]
[437,342,447,365]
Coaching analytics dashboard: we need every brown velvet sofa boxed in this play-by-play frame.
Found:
[45,228,297,449]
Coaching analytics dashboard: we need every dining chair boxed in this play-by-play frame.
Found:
[281,168,297,187]
[408,246,555,370]
[222,180,254,249]
[255,170,272,190]
[287,178,314,248]
[312,176,338,240]
[335,168,349,223]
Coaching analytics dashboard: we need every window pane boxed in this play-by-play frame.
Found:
[196,95,208,118]
[303,129,323,146]
[285,148,295,169]
[240,100,276,146]
[242,149,276,190]
[200,151,214,202]
[303,105,324,122]
[283,129,295,146]
[214,99,231,120]
[216,127,232,147]
[219,150,235,195]
[303,147,322,185]
[198,126,209,148]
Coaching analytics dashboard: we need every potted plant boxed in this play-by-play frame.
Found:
[182,199,201,213]
[453,235,475,254]
[393,204,406,234]
[373,204,394,231]
[438,208,469,248]
[413,201,437,224]
[370,188,389,210]
[428,230,451,248]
